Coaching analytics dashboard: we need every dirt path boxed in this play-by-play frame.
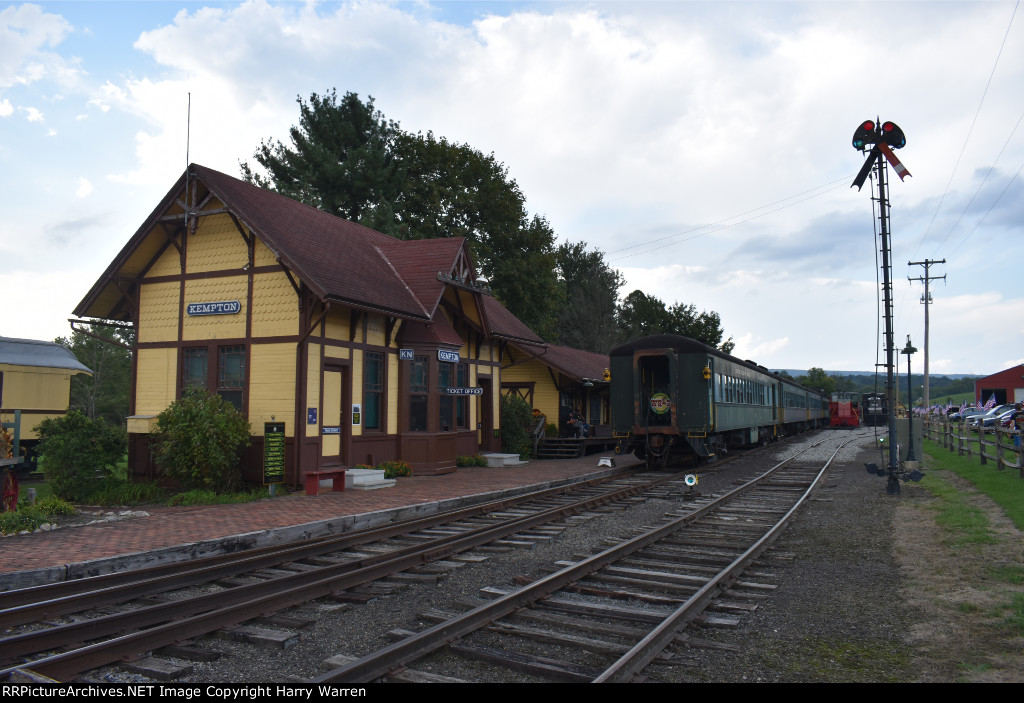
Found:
[897,465,1024,682]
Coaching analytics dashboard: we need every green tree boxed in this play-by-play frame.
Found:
[554,242,623,353]
[55,324,134,427]
[240,90,403,221]
[616,290,673,341]
[500,393,535,459]
[798,367,837,395]
[242,91,561,340]
[615,290,733,353]
[485,214,562,341]
[667,303,734,353]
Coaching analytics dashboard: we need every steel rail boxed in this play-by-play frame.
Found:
[0,468,644,612]
[594,434,857,682]
[312,434,838,683]
[1,466,683,680]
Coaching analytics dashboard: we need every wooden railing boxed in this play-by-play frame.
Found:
[922,415,1023,478]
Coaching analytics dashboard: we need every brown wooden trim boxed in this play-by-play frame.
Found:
[137,335,302,350]
[228,213,252,249]
[0,408,69,415]
[140,265,280,285]
[318,318,326,467]
[280,265,301,298]
[349,309,362,342]
[548,367,560,390]
[160,206,231,222]
[385,317,397,348]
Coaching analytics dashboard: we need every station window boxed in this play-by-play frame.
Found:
[182,347,207,389]
[364,352,384,430]
[409,356,428,431]
[218,346,245,412]
[439,362,454,432]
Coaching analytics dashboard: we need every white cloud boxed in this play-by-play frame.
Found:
[0,4,75,89]
[22,106,43,122]
[75,177,92,198]
[732,334,791,362]
[2,1,1022,375]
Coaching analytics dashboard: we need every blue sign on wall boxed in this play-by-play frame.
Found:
[307,407,318,424]
[444,387,483,395]
[399,349,414,360]
[438,349,460,363]
[187,300,241,316]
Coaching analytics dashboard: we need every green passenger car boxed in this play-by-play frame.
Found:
[610,335,826,468]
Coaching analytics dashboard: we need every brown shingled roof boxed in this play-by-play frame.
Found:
[76,164,545,348]
[512,342,609,382]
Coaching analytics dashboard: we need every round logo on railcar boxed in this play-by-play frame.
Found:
[649,393,671,415]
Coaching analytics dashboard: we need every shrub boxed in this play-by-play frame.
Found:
[35,496,76,516]
[545,422,559,437]
[151,389,251,492]
[85,479,167,506]
[35,411,127,501]
[0,496,76,535]
[166,487,267,506]
[500,394,534,459]
[379,459,412,479]
[0,506,46,534]
[457,455,488,467]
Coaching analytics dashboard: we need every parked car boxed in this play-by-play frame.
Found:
[950,406,983,422]
[987,407,1019,429]
[968,405,1015,428]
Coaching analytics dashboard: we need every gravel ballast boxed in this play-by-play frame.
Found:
[82,429,1019,683]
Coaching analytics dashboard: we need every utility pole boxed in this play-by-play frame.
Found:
[908,259,946,414]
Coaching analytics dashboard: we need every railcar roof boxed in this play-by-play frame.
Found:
[0,337,92,375]
[609,334,824,395]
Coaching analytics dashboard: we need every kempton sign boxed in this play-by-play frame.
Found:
[187,300,241,316]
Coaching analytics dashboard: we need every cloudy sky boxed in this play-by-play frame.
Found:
[2,0,1022,378]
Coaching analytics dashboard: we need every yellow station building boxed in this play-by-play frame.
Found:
[75,164,552,486]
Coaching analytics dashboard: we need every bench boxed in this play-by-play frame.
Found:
[304,468,347,496]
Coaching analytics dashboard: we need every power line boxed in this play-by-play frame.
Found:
[608,176,852,263]
[910,0,1020,258]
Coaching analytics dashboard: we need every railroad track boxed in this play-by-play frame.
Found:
[310,430,864,683]
[1,459,713,682]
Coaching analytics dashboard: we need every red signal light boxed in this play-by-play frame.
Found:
[883,122,894,132]
[863,121,875,131]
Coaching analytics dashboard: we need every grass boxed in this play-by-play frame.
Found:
[918,470,997,547]
[17,475,272,510]
[1007,594,1024,635]
[922,438,1024,531]
[919,439,1024,648]
[166,487,270,506]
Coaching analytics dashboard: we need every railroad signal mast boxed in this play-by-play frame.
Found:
[851,118,913,494]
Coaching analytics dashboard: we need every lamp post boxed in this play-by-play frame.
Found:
[902,335,918,462]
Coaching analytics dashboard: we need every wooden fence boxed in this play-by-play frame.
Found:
[923,416,1023,478]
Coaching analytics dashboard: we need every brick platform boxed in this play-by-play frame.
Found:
[0,456,636,589]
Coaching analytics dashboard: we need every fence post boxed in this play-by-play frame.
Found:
[996,426,1005,471]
